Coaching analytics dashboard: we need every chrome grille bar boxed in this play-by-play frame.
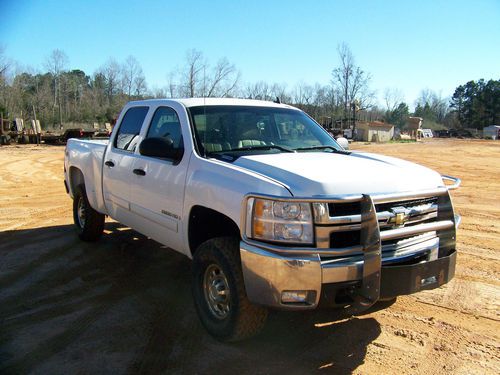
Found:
[380,220,454,241]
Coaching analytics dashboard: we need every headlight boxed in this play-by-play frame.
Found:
[247,198,314,244]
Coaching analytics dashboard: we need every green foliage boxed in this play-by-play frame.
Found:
[421,120,447,131]
[413,90,448,124]
[385,102,409,128]
[450,79,500,129]
[388,139,417,143]
[414,103,436,122]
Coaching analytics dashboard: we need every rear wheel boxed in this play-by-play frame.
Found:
[192,237,268,341]
[73,184,105,241]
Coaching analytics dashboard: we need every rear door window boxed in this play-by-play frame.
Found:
[114,106,149,151]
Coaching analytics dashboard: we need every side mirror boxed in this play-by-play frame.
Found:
[336,137,349,150]
[139,137,183,161]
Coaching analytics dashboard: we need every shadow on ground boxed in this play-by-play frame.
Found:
[0,223,381,374]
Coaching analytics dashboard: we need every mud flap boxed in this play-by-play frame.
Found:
[346,195,382,315]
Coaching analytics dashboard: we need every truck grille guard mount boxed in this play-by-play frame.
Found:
[241,175,460,313]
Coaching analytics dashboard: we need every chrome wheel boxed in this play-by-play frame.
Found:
[203,264,231,319]
[77,196,86,228]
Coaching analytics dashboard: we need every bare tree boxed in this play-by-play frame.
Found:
[44,49,68,124]
[205,57,239,97]
[134,74,147,97]
[270,83,290,103]
[415,88,434,108]
[332,43,353,119]
[181,49,205,97]
[99,58,121,104]
[0,46,10,113]
[0,46,9,78]
[152,86,167,98]
[45,49,68,78]
[383,87,405,112]
[355,85,376,111]
[415,89,449,122]
[244,81,272,100]
[331,43,373,128]
[166,71,178,98]
[121,55,143,98]
[293,82,314,106]
[171,50,240,98]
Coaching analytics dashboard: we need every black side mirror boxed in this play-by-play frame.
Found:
[139,137,183,162]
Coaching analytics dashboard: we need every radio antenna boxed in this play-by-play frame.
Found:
[203,66,207,157]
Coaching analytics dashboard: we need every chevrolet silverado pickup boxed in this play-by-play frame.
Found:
[64,98,461,341]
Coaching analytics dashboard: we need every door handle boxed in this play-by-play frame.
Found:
[104,160,115,167]
[133,168,146,176]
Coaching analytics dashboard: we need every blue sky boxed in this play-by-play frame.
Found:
[1,0,499,107]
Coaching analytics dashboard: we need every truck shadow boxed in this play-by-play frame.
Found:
[0,223,382,374]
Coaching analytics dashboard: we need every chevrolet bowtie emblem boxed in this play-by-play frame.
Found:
[389,207,408,226]
[395,212,405,226]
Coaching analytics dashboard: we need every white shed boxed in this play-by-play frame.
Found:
[483,125,500,140]
[356,121,394,142]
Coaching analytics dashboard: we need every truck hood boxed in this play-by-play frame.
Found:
[232,151,444,196]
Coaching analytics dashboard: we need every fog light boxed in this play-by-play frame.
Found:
[281,290,313,304]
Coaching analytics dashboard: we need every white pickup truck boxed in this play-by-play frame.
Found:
[64,98,461,341]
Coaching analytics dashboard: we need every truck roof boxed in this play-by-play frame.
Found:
[126,97,298,110]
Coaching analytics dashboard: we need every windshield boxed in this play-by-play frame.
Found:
[188,105,342,157]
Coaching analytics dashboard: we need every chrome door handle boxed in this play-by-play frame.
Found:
[133,168,146,176]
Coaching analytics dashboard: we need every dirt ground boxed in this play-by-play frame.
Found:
[0,139,498,374]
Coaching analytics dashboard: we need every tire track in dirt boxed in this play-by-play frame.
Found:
[0,229,163,373]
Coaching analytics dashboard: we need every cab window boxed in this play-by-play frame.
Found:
[114,106,149,151]
[145,106,184,159]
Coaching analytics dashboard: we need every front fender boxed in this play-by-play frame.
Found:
[182,153,291,257]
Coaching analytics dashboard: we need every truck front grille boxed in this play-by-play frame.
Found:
[314,193,454,264]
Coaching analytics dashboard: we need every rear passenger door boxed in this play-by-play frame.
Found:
[103,106,149,224]
[129,105,188,251]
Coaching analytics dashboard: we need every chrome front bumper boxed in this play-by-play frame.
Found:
[240,182,461,312]
[240,236,457,311]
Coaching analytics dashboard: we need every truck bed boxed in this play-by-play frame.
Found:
[65,138,109,214]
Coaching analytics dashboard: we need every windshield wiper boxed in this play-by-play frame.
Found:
[294,145,350,154]
[226,145,295,153]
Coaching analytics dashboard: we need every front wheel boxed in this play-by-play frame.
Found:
[192,237,268,341]
[73,184,105,241]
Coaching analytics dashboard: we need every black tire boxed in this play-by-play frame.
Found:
[73,184,105,241]
[192,237,268,341]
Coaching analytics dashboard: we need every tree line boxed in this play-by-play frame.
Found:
[0,45,497,130]
[450,79,499,129]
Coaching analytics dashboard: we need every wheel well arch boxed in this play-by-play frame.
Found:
[68,166,85,195]
[188,205,240,257]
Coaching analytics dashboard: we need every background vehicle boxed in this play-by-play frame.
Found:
[43,128,96,144]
